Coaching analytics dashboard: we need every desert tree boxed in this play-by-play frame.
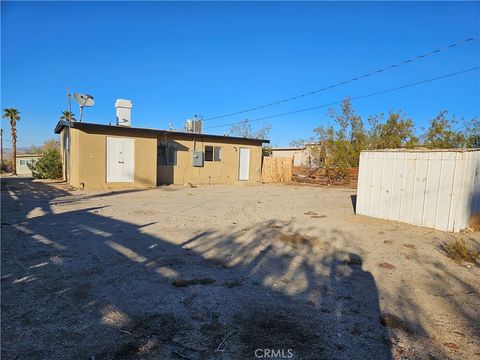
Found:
[368,112,418,149]
[312,98,367,179]
[422,111,466,149]
[2,108,21,175]
[463,117,480,148]
[327,98,367,167]
[230,119,272,156]
[230,119,271,139]
[59,111,76,122]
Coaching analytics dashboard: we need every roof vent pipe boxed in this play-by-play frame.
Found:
[115,99,132,127]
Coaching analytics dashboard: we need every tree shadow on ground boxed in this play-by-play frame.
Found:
[3,177,460,359]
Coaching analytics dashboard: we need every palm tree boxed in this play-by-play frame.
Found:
[59,110,76,122]
[2,108,21,175]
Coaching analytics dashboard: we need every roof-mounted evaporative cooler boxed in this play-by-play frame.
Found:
[115,99,132,127]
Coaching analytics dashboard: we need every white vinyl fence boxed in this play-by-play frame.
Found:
[356,149,480,232]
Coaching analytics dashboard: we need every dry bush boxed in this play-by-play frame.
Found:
[442,239,479,263]
[469,214,480,231]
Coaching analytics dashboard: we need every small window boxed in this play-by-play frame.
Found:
[214,146,222,161]
[20,160,26,165]
[157,142,177,166]
[205,146,213,161]
[205,146,222,162]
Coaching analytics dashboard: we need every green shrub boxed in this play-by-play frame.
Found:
[1,159,12,173]
[28,148,62,179]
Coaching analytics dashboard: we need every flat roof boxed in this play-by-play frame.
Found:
[54,121,269,144]
[16,153,42,157]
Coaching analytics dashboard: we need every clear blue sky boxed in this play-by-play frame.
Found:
[1,1,479,148]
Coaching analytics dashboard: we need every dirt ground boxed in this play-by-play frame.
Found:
[1,178,479,360]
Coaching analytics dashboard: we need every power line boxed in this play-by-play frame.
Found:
[204,37,478,121]
[204,66,480,130]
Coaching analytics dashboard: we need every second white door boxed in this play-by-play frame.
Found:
[239,147,250,181]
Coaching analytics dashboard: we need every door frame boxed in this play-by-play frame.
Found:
[106,137,135,183]
[238,147,250,181]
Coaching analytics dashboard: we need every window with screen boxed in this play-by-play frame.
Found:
[205,146,221,162]
[214,146,222,161]
[20,160,26,165]
[157,142,177,166]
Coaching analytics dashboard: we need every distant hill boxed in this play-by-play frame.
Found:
[2,146,42,158]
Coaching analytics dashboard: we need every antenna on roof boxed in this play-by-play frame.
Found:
[66,87,72,113]
[74,93,95,122]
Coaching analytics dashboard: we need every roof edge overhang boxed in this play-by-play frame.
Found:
[16,153,43,157]
[54,121,269,144]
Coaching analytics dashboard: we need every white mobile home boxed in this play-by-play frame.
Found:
[271,143,322,167]
[15,154,42,176]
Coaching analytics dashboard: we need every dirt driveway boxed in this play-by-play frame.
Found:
[1,178,479,359]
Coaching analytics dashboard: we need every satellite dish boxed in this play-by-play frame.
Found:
[74,93,94,107]
[73,93,94,122]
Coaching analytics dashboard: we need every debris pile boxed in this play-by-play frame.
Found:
[291,166,358,187]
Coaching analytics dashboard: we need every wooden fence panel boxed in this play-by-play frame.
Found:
[262,157,293,183]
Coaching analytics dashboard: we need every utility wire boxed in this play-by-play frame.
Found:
[204,66,480,130]
[204,37,478,121]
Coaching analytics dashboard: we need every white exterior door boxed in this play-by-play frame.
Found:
[107,137,134,182]
[239,147,250,181]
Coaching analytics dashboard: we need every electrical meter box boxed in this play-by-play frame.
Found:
[192,151,203,167]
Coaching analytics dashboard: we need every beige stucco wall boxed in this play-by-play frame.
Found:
[157,135,263,185]
[69,128,157,189]
[69,128,79,187]
[64,126,264,189]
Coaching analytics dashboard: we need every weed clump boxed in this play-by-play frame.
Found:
[469,214,480,232]
[442,239,479,263]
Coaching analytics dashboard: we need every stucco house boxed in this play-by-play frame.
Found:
[15,154,42,176]
[54,121,269,189]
